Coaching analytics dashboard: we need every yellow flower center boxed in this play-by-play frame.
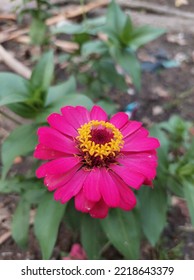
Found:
[77,120,124,161]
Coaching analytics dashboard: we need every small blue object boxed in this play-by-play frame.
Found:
[125,102,139,112]
[125,102,139,119]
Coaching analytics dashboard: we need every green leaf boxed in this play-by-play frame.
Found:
[7,103,41,118]
[46,76,76,105]
[149,125,169,174]
[106,0,127,36]
[81,215,107,259]
[34,193,66,259]
[138,185,168,246]
[65,199,83,233]
[111,48,141,90]
[82,40,107,56]
[52,22,84,35]
[30,51,54,95]
[11,198,30,249]
[30,18,47,45]
[36,93,93,122]
[1,123,38,179]
[94,59,127,90]
[120,16,133,44]
[101,209,141,259]
[183,180,194,226]
[22,182,46,204]
[130,25,166,50]
[0,178,22,194]
[0,73,29,106]
[96,100,117,115]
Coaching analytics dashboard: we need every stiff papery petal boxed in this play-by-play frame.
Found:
[121,121,142,138]
[75,106,90,124]
[111,172,137,210]
[54,169,89,204]
[89,200,109,219]
[110,164,145,189]
[36,157,81,178]
[90,105,107,121]
[47,113,78,137]
[99,168,120,207]
[122,136,160,152]
[61,106,82,129]
[110,112,129,129]
[37,127,78,154]
[83,168,101,202]
[34,144,66,160]
[118,156,157,179]
[74,190,95,213]
[44,164,81,191]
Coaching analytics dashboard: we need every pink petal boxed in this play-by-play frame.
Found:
[45,164,80,191]
[124,127,149,141]
[37,127,78,154]
[122,137,160,152]
[74,190,95,213]
[143,178,153,186]
[70,244,87,260]
[118,156,157,180]
[36,157,81,178]
[75,106,90,124]
[120,121,142,138]
[47,113,78,137]
[99,168,120,207]
[110,112,128,129]
[34,144,66,160]
[111,173,137,210]
[90,105,107,121]
[54,169,89,203]
[61,106,82,129]
[83,167,101,202]
[89,200,109,219]
[110,164,145,189]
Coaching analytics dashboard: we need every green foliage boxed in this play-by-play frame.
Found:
[1,0,192,261]
[1,124,39,179]
[11,198,30,249]
[34,193,66,259]
[101,209,141,259]
[54,0,164,96]
[139,185,168,246]
[183,180,194,226]
[19,0,51,45]
[102,0,165,90]
[0,73,29,106]
[81,215,107,260]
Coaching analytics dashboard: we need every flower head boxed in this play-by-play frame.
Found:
[34,105,160,218]
[63,243,87,260]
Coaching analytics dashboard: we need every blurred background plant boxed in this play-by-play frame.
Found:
[0,0,193,260]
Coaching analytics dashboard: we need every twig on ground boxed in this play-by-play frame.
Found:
[0,231,11,245]
[0,44,31,79]
[0,14,16,21]
[117,0,194,20]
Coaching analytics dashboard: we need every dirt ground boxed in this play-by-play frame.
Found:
[0,0,194,260]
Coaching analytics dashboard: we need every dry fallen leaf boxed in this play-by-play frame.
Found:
[166,33,187,46]
[152,106,164,116]
[152,86,169,98]
[175,0,189,7]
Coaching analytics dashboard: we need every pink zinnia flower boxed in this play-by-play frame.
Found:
[34,105,160,218]
[63,243,87,260]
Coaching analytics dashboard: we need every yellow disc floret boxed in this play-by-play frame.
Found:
[77,120,124,160]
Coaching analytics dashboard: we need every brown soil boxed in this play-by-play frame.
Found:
[0,0,194,260]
